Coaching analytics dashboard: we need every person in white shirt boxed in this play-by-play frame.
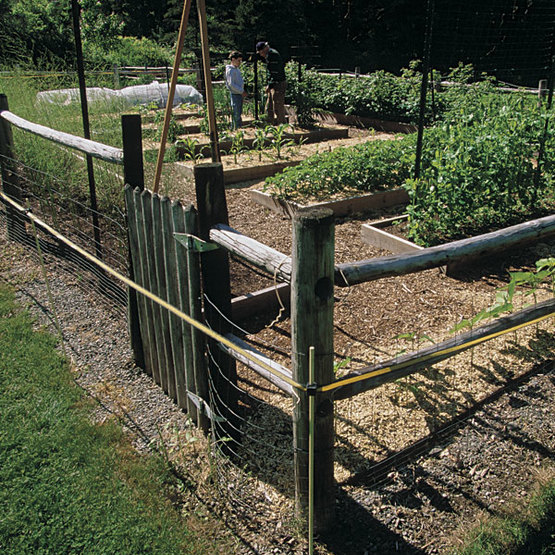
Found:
[225,51,247,130]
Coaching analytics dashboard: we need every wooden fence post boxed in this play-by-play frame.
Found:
[122,114,145,368]
[291,207,335,533]
[184,206,210,432]
[172,202,210,431]
[194,162,239,445]
[0,94,25,242]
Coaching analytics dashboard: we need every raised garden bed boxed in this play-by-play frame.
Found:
[286,105,417,134]
[361,214,555,276]
[172,126,349,160]
[174,159,302,184]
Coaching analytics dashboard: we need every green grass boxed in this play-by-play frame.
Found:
[451,476,555,554]
[0,283,209,554]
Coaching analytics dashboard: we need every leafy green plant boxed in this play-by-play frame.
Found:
[176,137,202,164]
[266,124,295,160]
[450,257,555,333]
[405,82,555,246]
[228,130,248,164]
[333,357,351,376]
[252,127,268,161]
[264,133,414,201]
[285,61,435,124]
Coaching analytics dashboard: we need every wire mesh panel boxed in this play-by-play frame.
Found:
[0,151,128,312]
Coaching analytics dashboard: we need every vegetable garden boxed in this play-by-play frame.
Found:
[1,59,554,553]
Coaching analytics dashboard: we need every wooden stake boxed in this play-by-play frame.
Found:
[194,163,237,444]
[196,0,220,162]
[291,208,335,533]
[152,0,193,193]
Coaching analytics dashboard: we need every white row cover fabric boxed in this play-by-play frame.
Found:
[36,81,203,107]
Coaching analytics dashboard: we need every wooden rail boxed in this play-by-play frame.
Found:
[0,110,123,164]
[335,214,555,286]
[220,333,294,396]
[209,223,292,282]
[331,297,555,400]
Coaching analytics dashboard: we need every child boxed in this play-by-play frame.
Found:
[225,51,247,130]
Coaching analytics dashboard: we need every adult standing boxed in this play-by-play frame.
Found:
[225,51,247,130]
[256,41,287,125]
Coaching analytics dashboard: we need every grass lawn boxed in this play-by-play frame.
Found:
[0,283,210,554]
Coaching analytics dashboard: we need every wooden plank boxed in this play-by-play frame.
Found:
[291,208,335,532]
[335,214,555,286]
[361,222,424,253]
[171,200,198,420]
[132,188,158,377]
[139,190,166,386]
[231,283,291,321]
[194,162,239,443]
[223,161,300,185]
[183,205,210,431]
[248,189,298,217]
[310,109,417,133]
[332,297,555,400]
[220,333,294,396]
[0,95,25,242]
[122,114,144,190]
[0,109,123,164]
[249,188,409,218]
[151,194,175,398]
[122,115,145,368]
[124,185,152,375]
[209,223,292,282]
[161,197,189,409]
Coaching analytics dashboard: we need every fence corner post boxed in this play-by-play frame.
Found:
[122,114,145,368]
[194,162,239,447]
[291,207,335,534]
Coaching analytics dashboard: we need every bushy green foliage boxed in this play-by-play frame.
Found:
[0,284,207,554]
[266,68,555,247]
[405,82,555,246]
[264,134,415,201]
[285,61,438,124]
[84,36,173,69]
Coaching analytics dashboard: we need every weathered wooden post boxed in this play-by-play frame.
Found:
[172,202,210,431]
[194,162,239,445]
[291,208,335,533]
[122,114,145,369]
[0,94,24,242]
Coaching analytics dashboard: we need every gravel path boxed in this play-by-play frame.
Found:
[2,225,554,555]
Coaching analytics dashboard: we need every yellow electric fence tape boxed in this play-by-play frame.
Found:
[319,310,555,394]
[0,192,305,392]
[2,191,553,398]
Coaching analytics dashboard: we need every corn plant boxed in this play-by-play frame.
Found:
[228,131,247,164]
[175,137,202,164]
[252,127,268,162]
[266,124,295,160]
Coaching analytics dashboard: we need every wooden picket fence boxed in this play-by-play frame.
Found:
[124,185,209,431]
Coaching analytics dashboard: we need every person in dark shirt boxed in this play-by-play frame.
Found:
[256,41,287,125]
